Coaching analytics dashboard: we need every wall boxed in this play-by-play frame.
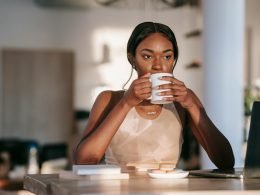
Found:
[245,0,260,86]
[0,0,203,113]
[1,0,258,165]
[1,49,74,143]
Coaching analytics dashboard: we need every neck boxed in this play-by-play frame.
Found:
[135,102,163,117]
[138,100,157,106]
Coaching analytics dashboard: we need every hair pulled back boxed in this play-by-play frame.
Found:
[127,22,179,67]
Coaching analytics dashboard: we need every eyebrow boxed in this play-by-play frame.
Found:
[141,49,173,53]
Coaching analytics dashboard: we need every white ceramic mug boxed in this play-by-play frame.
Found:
[150,72,173,104]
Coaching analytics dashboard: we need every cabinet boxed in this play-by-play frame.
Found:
[0,49,74,144]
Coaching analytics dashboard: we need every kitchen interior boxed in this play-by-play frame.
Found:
[0,0,260,194]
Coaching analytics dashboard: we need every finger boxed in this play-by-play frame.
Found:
[139,93,152,99]
[134,77,151,85]
[135,91,151,101]
[140,72,151,78]
[172,91,188,98]
[135,87,152,95]
[134,81,152,90]
[162,96,175,102]
[171,77,185,85]
[161,76,185,86]
[157,90,172,96]
[163,96,185,103]
[158,83,186,91]
[173,96,186,102]
[158,89,186,97]
[159,75,174,81]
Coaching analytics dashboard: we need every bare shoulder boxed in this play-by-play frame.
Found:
[82,90,125,136]
[88,90,124,120]
[94,90,125,107]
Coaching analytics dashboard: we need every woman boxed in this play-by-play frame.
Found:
[74,22,234,169]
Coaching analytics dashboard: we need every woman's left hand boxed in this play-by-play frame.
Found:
[158,76,196,109]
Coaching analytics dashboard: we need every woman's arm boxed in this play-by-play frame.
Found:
[74,73,152,164]
[185,90,235,169]
[159,77,235,169]
[74,90,131,164]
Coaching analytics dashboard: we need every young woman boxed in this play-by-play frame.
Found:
[74,22,234,170]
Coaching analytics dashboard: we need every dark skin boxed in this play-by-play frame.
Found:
[75,33,235,169]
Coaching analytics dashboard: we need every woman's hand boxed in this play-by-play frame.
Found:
[158,76,197,109]
[122,73,152,107]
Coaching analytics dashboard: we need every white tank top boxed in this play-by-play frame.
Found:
[105,103,183,168]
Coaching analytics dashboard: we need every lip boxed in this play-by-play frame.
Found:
[150,71,170,74]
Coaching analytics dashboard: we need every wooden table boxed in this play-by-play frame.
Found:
[23,172,260,195]
[0,178,23,191]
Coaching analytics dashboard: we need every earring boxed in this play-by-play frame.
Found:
[132,64,136,70]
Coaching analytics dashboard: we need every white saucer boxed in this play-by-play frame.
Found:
[147,169,189,179]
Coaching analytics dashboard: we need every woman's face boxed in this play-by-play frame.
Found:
[134,33,175,77]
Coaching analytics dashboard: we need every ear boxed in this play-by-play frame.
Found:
[127,53,136,69]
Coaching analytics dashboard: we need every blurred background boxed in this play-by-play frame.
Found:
[0,0,260,193]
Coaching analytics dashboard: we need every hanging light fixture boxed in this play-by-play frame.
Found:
[34,0,199,10]
[95,0,199,10]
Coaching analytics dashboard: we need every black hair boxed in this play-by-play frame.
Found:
[122,22,179,89]
[127,21,179,68]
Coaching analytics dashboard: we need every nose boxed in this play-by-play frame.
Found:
[152,56,163,71]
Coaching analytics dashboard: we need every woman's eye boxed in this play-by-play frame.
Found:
[143,55,152,59]
[164,55,172,60]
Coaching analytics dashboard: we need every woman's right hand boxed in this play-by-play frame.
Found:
[122,73,152,107]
